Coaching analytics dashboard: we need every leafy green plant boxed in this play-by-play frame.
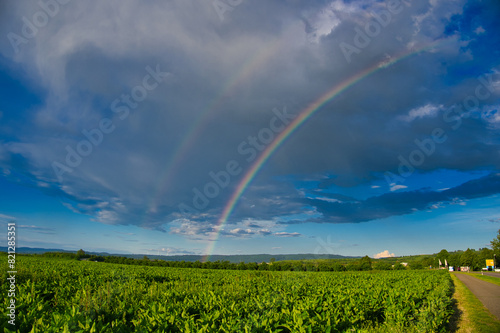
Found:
[1,255,454,332]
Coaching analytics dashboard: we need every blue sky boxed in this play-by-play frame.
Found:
[1,0,499,258]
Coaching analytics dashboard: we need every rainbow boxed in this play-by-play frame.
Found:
[145,39,286,216]
[202,41,447,261]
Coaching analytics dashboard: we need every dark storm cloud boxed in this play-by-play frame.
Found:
[304,173,500,223]
[0,0,499,234]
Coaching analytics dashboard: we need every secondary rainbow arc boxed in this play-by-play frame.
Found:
[144,39,286,219]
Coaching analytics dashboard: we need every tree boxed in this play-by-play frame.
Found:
[92,255,105,262]
[421,256,434,268]
[346,262,361,271]
[475,248,493,271]
[437,249,449,261]
[359,256,372,271]
[76,249,86,260]
[393,262,406,270]
[491,229,500,254]
[409,261,423,270]
[318,263,332,271]
[247,262,259,270]
[304,263,317,272]
[331,263,346,272]
[374,261,392,270]
[219,260,231,270]
[448,252,461,267]
[272,263,284,271]
[460,248,476,267]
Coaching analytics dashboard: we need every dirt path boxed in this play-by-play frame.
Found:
[453,272,500,320]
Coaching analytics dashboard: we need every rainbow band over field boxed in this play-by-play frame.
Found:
[202,41,446,262]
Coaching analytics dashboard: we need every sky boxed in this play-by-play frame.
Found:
[0,0,499,259]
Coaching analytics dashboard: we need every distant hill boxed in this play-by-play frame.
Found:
[125,253,359,263]
[0,247,358,263]
[0,247,113,256]
[0,247,77,254]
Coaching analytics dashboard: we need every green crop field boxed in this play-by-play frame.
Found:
[1,256,454,332]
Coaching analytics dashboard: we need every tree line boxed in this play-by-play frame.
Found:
[18,229,500,272]
[24,252,418,272]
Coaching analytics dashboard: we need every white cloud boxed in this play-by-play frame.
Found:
[303,2,342,43]
[8,224,56,235]
[169,219,217,240]
[450,197,467,206]
[0,213,16,222]
[474,26,485,34]
[390,184,408,191]
[312,196,343,203]
[145,247,199,256]
[374,250,395,259]
[274,232,301,237]
[228,228,253,235]
[398,104,442,122]
[169,218,290,240]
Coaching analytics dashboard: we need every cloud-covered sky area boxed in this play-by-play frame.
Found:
[0,0,499,256]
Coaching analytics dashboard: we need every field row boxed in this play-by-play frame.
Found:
[1,256,454,332]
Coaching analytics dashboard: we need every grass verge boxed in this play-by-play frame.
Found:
[460,272,500,287]
[449,273,500,333]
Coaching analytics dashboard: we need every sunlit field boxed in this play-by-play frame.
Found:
[1,256,454,332]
